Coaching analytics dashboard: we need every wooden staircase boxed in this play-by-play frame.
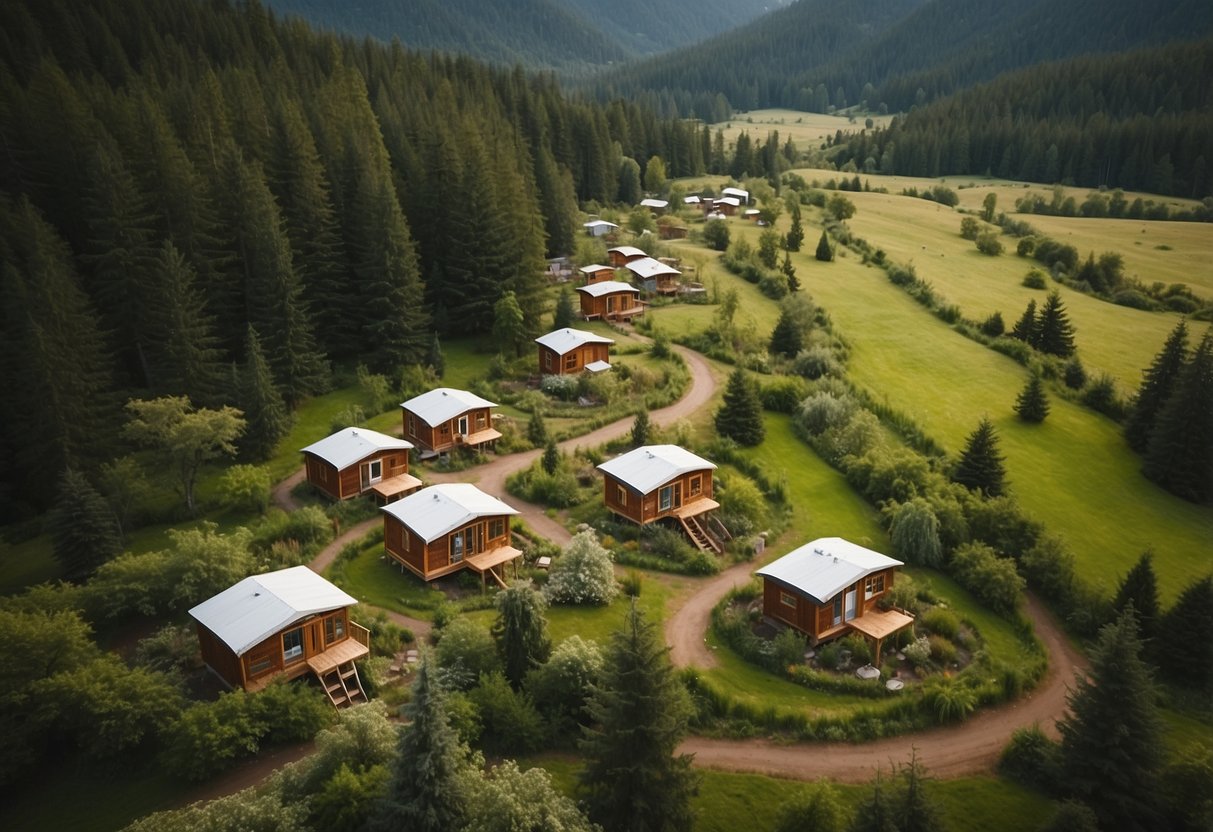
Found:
[316,660,367,709]
[679,514,723,555]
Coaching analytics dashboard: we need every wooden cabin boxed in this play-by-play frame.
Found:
[583,219,618,237]
[301,427,420,503]
[597,444,727,553]
[577,281,645,322]
[712,197,740,216]
[189,566,370,707]
[756,537,914,667]
[579,264,616,285]
[536,327,615,375]
[607,245,648,267]
[658,224,688,240]
[625,256,682,296]
[401,387,501,457]
[640,198,669,215]
[381,483,522,588]
[721,186,750,205]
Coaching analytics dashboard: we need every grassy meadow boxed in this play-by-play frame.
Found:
[716,109,894,148]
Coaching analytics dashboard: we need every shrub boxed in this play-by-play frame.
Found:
[883,574,920,614]
[902,636,932,666]
[1022,270,1048,289]
[1063,357,1087,389]
[887,498,943,567]
[841,634,872,666]
[923,677,976,723]
[772,628,807,670]
[975,232,1003,256]
[526,635,603,736]
[797,390,857,435]
[959,216,981,240]
[951,542,1025,617]
[761,376,810,413]
[793,345,843,380]
[544,531,619,605]
[1081,373,1125,418]
[920,608,959,640]
[221,465,271,514]
[716,469,768,538]
[540,374,579,401]
[818,642,844,670]
[928,634,957,665]
[979,312,1005,337]
[999,725,1061,792]
[469,671,544,755]
[434,617,501,689]
[703,219,730,251]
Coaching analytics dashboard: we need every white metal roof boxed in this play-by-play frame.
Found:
[401,387,498,427]
[624,256,681,280]
[381,483,519,543]
[584,360,612,373]
[535,327,615,355]
[301,427,412,469]
[756,537,903,605]
[684,195,702,204]
[608,245,647,258]
[721,187,749,201]
[597,444,716,494]
[583,220,618,229]
[640,198,669,209]
[189,566,357,656]
[579,263,613,274]
[715,197,741,207]
[577,281,640,298]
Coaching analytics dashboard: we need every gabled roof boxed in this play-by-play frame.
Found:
[640,198,669,209]
[624,256,681,280]
[756,538,903,605]
[579,263,614,274]
[721,186,749,201]
[597,444,716,494]
[301,427,412,470]
[583,220,618,229]
[401,387,497,427]
[189,566,357,656]
[577,281,640,298]
[381,483,519,543]
[608,245,647,258]
[535,327,615,355]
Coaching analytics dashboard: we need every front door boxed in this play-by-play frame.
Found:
[457,415,469,436]
[844,589,857,622]
[361,459,382,491]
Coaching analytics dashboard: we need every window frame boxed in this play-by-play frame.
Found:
[282,627,304,664]
[780,591,797,609]
[658,484,673,512]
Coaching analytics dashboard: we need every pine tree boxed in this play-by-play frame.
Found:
[781,249,800,292]
[580,600,699,832]
[785,203,804,252]
[553,288,576,329]
[542,439,560,476]
[493,291,528,358]
[715,368,766,446]
[1036,290,1077,357]
[1111,552,1160,646]
[527,411,548,447]
[1014,374,1050,423]
[238,326,291,462]
[896,751,941,832]
[1143,331,1213,502]
[769,305,805,358]
[850,771,898,832]
[815,229,834,262]
[144,242,223,404]
[1125,320,1189,452]
[632,410,651,446]
[1059,607,1164,832]
[426,331,445,378]
[47,469,123,581]
[1155,576,1213,689]
[492,581,551,689]
[953,417,1007,496]
[1009,299,1039,346]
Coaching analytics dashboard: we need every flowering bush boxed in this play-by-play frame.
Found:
[544,531,619,606]
[903,635,932,666]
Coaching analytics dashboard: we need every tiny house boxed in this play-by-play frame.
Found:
[607,245,647,267]
[189,566,370,706]
[756,537,913,666]
[579,264,616,285]
[402,387,500,457]
[577,281,645,322]
[381,483,521,588]
[583,219,618,237]
[640,198,669,215]
[624,256,681,295]
[301,427,420,503]
[536,327,614,375]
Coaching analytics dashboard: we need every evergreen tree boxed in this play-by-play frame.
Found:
[1143,331,1213,503]
[953,417,1007,496]
[1036,290,1077,357]
[785,203,804,252]
[238,326,291,461]
[144,242,223,404]
[492,581,551,689]
[1059,607,1164,832]
[715,368,766,446]
[493,291,528,358]
[542,439,560,476]
[426,331,445,378]
[1009,299,1039,346]
[849,771,897,832]
[1125,320,1189,453]
[553,288,576,330]
[896,751,941,832]
[47,469,123,582]
[1014,374,1050,423]
[617,157,643,205]
[1111,552,1160,646]
[580,600,698,832]
[527,411,548,446]
[815,229,834,262]
[781,249,800,292]
[632,410,651,446]
[372,658,471,832]
[774,782,847,832]
[1155,576,1213,689]
[769,305,805,358]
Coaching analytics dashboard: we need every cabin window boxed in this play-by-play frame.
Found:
[564,353,577,370]
[458,415,469,436]
[400,527,410,551]
[616,485,627,506]
[407,414,416,437]
[324,615,346,645]
[489,518,505,540]
[864,574,885,600]
[367,459,382,483]
[659,485,673,511]
[282,627,304,664]
[689,476,702,496]
[544,352,553,370]
[832,596,843,627]
[476,413,487,429]
[780,591,797,609]
[318,463,327,483]
[249,654,273,676]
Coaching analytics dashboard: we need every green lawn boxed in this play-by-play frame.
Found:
[0,759,184,832]
[326,537,448,619]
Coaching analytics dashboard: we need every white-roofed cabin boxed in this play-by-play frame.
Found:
[189,566,369,706]
[401,387,501,457]
[583,219,618,237]
[577,281,645,322]
[756,538,914,666]
[536,327,615,375]
[607,245,648,267]
[624,256,682,295]
[381,484,522,588]
[579,264,616,285]
[301,427,420,503]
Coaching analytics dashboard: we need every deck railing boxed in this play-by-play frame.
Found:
[350,620,371,650]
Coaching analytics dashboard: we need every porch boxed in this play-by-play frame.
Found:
[848,608,915,668]
[464,545,523,590]
[370,473,423,503]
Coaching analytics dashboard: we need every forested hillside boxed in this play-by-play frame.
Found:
[0,0,711,518]
[593,0,1213,117]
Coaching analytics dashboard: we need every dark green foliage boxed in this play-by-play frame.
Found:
[1125,320,1189,452]
[1155,575,1213,689]
[887,498,943,567]
[774,781,848,832]
[47,469,123,581]
[781,249,800,292]
[1111,552,1160,645]
[999,725,1062,793]
[953,417,1007,496]
[951,542,1025,617]
[769,307,805,358]
[1009,299,1039,345]
[757,228,781,269]
[1036,291,1076,357]
[632,410,651,446]
[1143,331,1213,502]
[979,311,1005,337]
[975,231,1003,256]
[580,600,699,832]
[468,671,544,755]
[815,229,834,261]
[491,581,551,689]
[1041,801,1100,832]
[849,771,898,832]
[1014,374,1050,423]
[1059,608,1164,832]
[553,288,576,329]
[981,193,998,223]
[426,331,445,378]
[960,216,982,240]
[144,242,224,404]
[493,291,528,358]
[715,368,766,445]
[542,439,561,476]
[785,203,804,252]
[238,327,291,461]
[703,218,730,251]
[527,410,549,446]
[1063,356,1087,389]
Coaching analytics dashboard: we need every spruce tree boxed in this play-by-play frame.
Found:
[1014,375,1050,423]
[1125,320,1189,452]
[1143,331,1213,502]
[632,410,651,446]
[491,581,551,689]
[1058,607,1164,832]
[1155,576,1213,689]
[1036,290,1077,357]
[896,751,941,832]
[1009,299,1039,346]
[553,288,576,329]
[953,417,1007,496]
[850,771,897,832]
[1111,552,1160,647]
[781,249,800,292]
[426,331,445,378]
[769,304,804,358]
[48,469,123,581]
[493,291,528,358]
[715,368,766,446]
[542,439,560,476]
[144,242,223,404]
[580,600,698,832]
[785,203,804,252]
[527,410,548,446]
[815,229,834,262]
[238,326,291,461]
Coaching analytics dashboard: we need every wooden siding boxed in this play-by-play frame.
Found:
[384,512,512,581]
[196,607,355,692]
[760,567,898,642]
[583,267,615,284]
[305,449,411,500]
[403,406,494,453]
[579,291,642,321]
[538,343,610,375]
[602,470,714,525]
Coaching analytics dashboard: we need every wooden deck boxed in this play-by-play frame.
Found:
[307,637,370,676]
[671,497,720,519]
[849,608,915,642]
[370,473,423,500]
[464,545,523,589]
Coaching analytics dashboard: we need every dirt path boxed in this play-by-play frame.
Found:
[677,593,1087,782]
[270,467,306,513]
[666,558,757,669]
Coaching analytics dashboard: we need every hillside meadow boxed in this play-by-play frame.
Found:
[716,108,894,148]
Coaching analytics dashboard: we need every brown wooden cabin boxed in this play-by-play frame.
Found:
[579,264,615,285]
[577,281,645,322]
[712,197,740,216]
[536,327,615,375]
[596,444,727,553]
[301,427,420,503]
[189,566,370,707]
[401,387,501,457]
[625,256,682,296]
[756,537,914,667]
[607,245,648,267]
[381,483,522,588]
[658,224,688,240]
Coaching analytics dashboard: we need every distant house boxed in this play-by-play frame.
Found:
[658,224,688,240]
[683,195,702,206]
[579,263,616,285]
[301,427,420,503]
[583,219,618,237]
[381,483,521,587]
[607,245,648,267]
[402,387,500,457]
[756,538,913,666]
[577,281,645,322]
[536,327,615,375]
[743,208,761,221]
[713,197,740,216]
[721,186,750,205]
[189,566,369,706]
[597,444,726,553]
[640,198,669,214]
[624,256,682,295]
